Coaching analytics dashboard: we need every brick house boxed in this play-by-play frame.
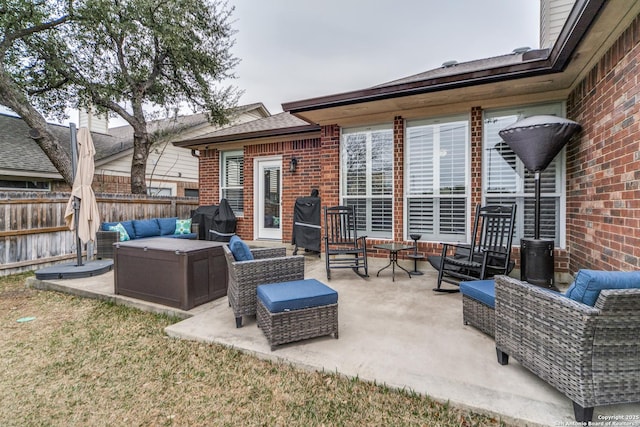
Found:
[174,0,640,280]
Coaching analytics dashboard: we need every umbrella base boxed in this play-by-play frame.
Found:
[35,259,113,280]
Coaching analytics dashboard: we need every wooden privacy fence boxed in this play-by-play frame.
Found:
[0,192,198,276]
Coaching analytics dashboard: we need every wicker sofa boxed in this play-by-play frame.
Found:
[494,274,640,423]
[97,217,197,259]
[223,244,304,328]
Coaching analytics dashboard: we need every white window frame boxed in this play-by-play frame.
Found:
[404,115,471,242]
[0,180,51,191]
[482,103,566,248]
[220,150,244,217]
[340,124,394,239]
[146,182,175,196]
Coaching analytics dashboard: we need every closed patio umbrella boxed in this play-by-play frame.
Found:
[35,125,112,279]
[64,127,100,248]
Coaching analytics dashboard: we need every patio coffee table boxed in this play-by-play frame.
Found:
[374,243,415,281]
[114,238,227,310]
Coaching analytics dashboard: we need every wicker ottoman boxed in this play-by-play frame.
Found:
[256,279,338,350]
[459,279,495,337]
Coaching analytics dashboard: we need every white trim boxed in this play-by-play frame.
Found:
[403,114,471,243]
[146,181,176,196]
[340,124,394,239]
[253,156,282,240]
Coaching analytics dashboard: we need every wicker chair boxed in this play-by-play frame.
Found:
[223,245,304,328]
[494,275,640,423]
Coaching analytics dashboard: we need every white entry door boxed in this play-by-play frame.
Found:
[255,158,282,240]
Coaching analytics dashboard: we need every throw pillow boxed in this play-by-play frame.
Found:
[108,223,130,242]
[229,235,254,261]
[132,219,161,239]
[102,220,135,239]
[157,217,178,235]
[565,269,640,306]
[174,218,192,235]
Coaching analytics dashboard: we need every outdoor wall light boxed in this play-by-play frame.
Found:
[289,157,298,173]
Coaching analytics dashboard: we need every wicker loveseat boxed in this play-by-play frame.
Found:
[97,217,197,259]
[223,244,304,328]
[494,274,640,423]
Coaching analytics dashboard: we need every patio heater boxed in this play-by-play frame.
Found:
[499,115,581,289]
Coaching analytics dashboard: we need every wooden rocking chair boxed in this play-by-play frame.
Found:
[324,205,368,279]
[430,204,516,292]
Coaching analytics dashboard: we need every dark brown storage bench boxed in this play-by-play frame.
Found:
[114,238,227,310]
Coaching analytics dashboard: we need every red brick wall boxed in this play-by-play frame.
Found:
[392,116,405,242]
[198,148,219,206]
[244,139,322,241]
[319,125,341,209]
[566,13,640,272]
[198,138,322,241]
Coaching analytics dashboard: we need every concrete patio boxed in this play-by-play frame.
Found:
[27,247,640,427]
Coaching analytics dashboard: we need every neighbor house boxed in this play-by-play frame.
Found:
[0,103,270,197]
[174,0,640,280]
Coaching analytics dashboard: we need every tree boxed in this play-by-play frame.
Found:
[2,0,239,194]
[0,0,75,185]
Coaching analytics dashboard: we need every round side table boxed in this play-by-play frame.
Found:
[408,234,425,276]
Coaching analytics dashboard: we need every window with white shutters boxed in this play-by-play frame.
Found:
[483,104,565,246]
[405,117,470,241]
[341,126,393,238]
[220,150,244,216]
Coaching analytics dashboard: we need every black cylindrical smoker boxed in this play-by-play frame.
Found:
[499,115,581,288]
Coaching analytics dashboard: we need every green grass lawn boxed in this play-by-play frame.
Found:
[0,272,510,426]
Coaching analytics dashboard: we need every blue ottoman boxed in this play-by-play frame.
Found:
[256,279,339,350]
[459,279,495,337]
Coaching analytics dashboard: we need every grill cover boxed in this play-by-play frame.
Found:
[191,199,237,241]
[292,196,321,253]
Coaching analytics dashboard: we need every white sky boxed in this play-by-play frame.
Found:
[1,0,541,124]
[226,0,541,114]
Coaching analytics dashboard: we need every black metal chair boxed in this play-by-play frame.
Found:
[429,204,516,292]
[323,205,368,279]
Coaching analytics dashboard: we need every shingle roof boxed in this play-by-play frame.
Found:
[192,112,311,140]
[173,112,318,147]
[0,113,127,176]
[371,50,547,89]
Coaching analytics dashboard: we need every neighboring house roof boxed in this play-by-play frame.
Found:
[99,102,270,164]
[0,113,127,179]
[173,112,319,148]
[0,102,270,179]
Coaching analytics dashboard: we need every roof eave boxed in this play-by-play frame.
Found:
[173,124,321,148]
[282,0,606,115]
[282,60,556,113]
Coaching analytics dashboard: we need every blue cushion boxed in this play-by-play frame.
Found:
[257,279,338,313]
[229,235,253,261]
[102,220,135,240]
[460,280,496,308]
[132,219,161,239]
[565,269,640,306]
[157,217,178,235]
